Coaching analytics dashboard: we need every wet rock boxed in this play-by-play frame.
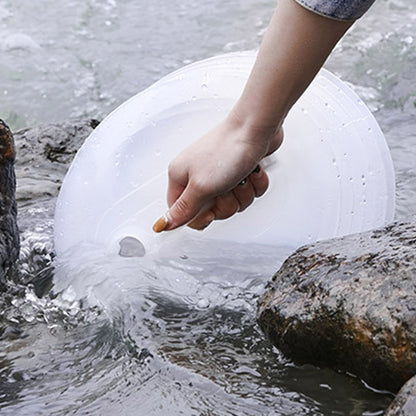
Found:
[12,119,100,290]
[257,218,416,393]
[385,375,416,415]
[14,119,100,202]
[0,120,19,280]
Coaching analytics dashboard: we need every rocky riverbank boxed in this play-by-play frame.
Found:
[1,118,415,414]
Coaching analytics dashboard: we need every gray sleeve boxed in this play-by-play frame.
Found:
[294,0,376,21]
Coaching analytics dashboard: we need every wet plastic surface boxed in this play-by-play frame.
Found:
[54,52,395,256]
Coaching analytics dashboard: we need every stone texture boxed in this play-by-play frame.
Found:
[0,120,19,280]
[257,218,416,393]
[14,119,100,202]
[385,375,416,415]
[13,119,100,293]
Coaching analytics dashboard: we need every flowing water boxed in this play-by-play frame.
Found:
[1,0,415,414]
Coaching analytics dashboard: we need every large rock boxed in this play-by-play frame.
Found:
[14,119,99,202]
[385,375,416,415]
[0,120,19,281]
[257,218,416,393]
[13,119,100,294]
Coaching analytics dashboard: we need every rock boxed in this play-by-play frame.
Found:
[12,119,100,292]
[0,120,19,280]
[14,119,100,202]
[257,218,416,393]
[385,375,416,415]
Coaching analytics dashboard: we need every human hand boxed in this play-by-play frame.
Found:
[152,113,283,232]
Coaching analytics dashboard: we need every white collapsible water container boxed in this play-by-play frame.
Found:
[54,52,395,256]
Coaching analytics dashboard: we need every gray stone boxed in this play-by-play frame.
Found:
[118,236,146,258]
[385,375,416,415]
[0,120,19,281]
[257,218,416,393]
[12,119,100,294]
[14,119,99,202]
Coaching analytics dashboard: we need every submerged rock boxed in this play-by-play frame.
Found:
[257,218,416,393]
[385,375,416,415]
[0,120,19,281]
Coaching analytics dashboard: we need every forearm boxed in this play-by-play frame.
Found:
[230,0,353,137]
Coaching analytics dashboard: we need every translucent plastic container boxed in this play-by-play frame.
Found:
[54,52,395,256]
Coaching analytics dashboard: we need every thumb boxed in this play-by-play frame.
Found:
[152,185,207,233]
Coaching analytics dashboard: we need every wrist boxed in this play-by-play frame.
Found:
[222,106,284,163]
[226,105,284,150]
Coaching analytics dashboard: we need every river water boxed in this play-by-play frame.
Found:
[1,0,415,415]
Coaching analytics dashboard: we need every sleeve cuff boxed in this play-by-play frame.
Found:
[293,0,376,21]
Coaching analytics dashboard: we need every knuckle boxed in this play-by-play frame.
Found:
[174,197,193,218]
[191,178,212,198]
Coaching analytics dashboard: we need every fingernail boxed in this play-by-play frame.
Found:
[152,214,169,233]
[252,164,261,174]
